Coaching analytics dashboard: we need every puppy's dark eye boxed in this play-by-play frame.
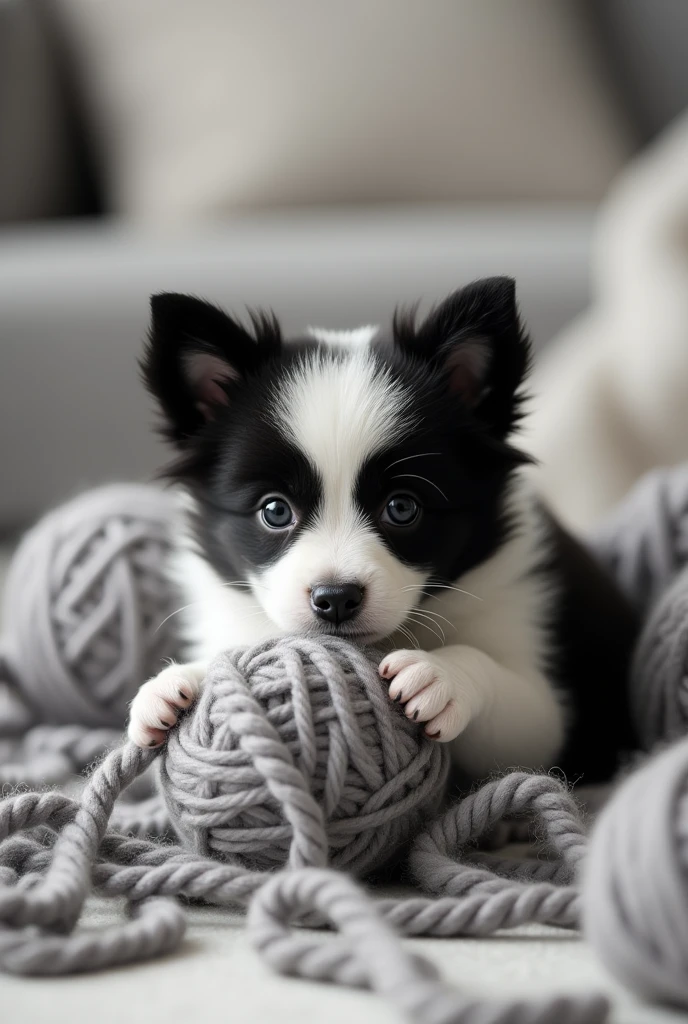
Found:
[261,497,295,530]
[382,494,420,527]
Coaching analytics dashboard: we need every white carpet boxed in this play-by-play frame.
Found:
[3,900,681,1024]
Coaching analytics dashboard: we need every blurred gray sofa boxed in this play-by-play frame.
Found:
[0,207,594,528]
[1,0,687,532]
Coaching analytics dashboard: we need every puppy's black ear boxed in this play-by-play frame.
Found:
[142,293,281,444]
[394,277,530,437]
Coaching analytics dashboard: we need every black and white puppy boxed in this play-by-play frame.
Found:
[128,277,638,783]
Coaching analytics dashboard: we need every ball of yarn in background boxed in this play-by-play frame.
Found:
[590,465,688,615]
[160,636,449,876]
[0,484,182,728]
[630,562,688,748]
[583,736,688,1009]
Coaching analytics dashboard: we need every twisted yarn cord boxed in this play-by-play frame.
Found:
[0,728,607,1023]
[0,743,153,927]
[8,469,688,1017]
[251,868,608,1024]
[0,781,580,936]
[405,774,584,933]
[0,743,187,974]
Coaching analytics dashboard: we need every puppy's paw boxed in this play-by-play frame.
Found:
[379,649,471,742]
[127,664,201,748]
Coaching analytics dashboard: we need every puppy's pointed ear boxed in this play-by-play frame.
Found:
[142,293,281,444]
[394,277,530,438]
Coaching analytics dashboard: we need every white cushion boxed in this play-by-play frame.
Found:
[54,0,631,220]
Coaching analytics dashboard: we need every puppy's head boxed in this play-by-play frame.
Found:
[142,277,531,642]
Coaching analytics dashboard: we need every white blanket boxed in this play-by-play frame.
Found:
[526,112,688,532]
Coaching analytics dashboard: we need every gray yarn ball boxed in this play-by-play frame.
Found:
[630,563,688,748]
[590,465,688,615]
[590,464,688,751]
[584,736,688,1009]
[159,636,449,876]
[0,484,181,728]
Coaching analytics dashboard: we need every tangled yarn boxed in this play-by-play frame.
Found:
[7,466,688,1020]
[0,636,608,1024]
[0,484,181,786]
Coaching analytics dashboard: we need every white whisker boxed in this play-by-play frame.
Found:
[155,586,265,634]
[392,473,449,503]
[395,622,420,650]
[401,582,482,602]
[406,612,445,645]
[155,602,198,634]
[412,606,458,633]
[385,452,442,472]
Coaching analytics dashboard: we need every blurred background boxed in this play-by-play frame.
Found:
[2,0,688,538]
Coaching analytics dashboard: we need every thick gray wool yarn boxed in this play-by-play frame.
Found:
[583,461,688,1007]
[0,484,181,787]
[590,464,688,747]
[584,736,688,1008]
[0,637,609,1024]
[591,465,688,616]
[630,563,688,747]
[160,637,448,874]
[7,468,688,1020]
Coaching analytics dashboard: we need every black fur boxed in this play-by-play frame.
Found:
[540,514,639,783]
[392,276,532,439]
[142,293,282,445]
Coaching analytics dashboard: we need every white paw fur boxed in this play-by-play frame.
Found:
[379,649,472,742]
[127,662,206,748]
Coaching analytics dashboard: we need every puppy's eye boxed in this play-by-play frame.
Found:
[382,494,420,527]
[261,497,295,530]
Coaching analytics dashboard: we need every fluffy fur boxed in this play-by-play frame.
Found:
[128,277,639,784]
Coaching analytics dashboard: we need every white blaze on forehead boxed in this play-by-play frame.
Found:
[307,325,379,347]
[260,347,425,634]
[275,348,414,521]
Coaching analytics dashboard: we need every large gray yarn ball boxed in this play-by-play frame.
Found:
[0,484,181,727]
[590,464,688,750]
[591,465,688,616]
[159,636,449,876]
[630,563,688,748]
[584,736,688,1009]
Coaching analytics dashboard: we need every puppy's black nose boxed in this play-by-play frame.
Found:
[310,583,363,624]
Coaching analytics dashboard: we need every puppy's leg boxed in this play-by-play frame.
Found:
[380,646,564,777]
[128,661,207,748]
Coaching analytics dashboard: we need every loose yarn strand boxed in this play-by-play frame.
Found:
[0,637,608,1024]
